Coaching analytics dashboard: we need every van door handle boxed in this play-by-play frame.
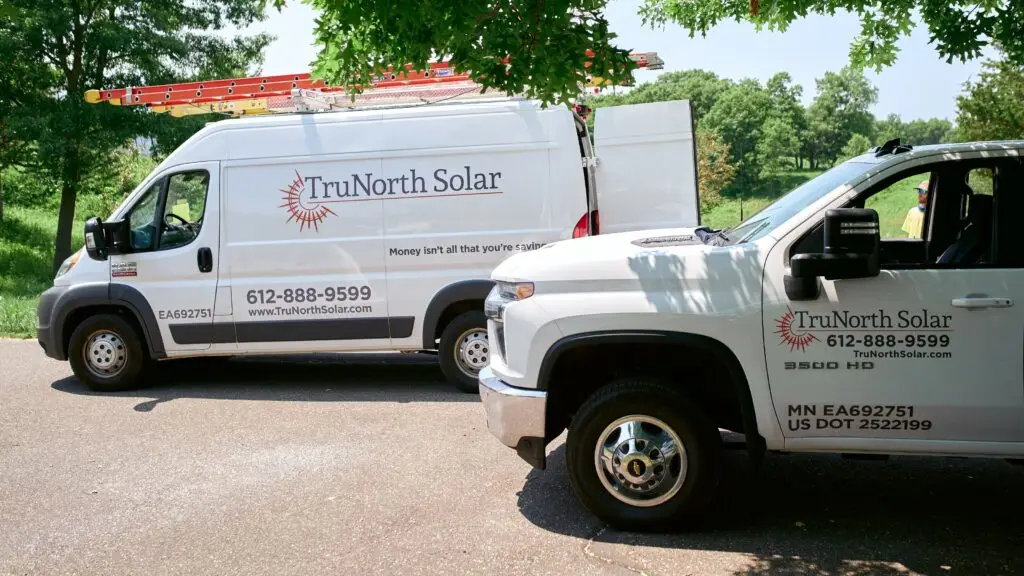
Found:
[951,296,1013,310]
[197,247,213,273]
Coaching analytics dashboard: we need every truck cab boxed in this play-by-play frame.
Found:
[478,139,1024,531]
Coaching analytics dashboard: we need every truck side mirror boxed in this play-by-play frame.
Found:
[785,208,881,301]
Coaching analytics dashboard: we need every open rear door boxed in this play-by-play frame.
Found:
[593,99,700,234]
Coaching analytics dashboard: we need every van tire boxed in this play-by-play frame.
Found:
[565,378,723,532]
[438,310,488,393]
[68,313,149,392]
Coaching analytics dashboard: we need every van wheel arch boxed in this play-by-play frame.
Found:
[55,284,165,360]
[421,280,494,349]
[540,331,766,464]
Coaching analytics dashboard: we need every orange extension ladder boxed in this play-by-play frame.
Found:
[83,51,665,118]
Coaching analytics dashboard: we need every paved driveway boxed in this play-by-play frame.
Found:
[1,339,1022,575]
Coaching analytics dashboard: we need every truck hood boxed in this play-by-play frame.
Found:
[493,227,764,289]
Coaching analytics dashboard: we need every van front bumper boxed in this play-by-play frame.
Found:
[478,366,548,469]
[36,286,67,361]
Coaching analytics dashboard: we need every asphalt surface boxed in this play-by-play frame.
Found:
[2,339,1023,576]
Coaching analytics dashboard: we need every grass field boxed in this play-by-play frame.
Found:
[0,207,83,338]
[0,168,930,338]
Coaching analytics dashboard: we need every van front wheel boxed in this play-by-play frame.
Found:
[438,310,489,393]
[68,314,149,392]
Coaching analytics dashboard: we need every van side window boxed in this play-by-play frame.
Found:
[127,180,164,251]
[159,170,210,251]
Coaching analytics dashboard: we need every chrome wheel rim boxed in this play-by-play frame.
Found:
[455,328,489,376]
[594,414,687,507]
[83,330,128,379]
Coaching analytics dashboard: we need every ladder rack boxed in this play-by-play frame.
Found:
[84,52,664,118]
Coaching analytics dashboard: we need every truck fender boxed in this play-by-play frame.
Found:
[538,330,766,458]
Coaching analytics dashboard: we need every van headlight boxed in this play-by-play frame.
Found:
[55,249,82,280]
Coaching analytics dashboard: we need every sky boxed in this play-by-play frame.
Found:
[240,1,993,122]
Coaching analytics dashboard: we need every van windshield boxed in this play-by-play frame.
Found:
[719,161,874,244]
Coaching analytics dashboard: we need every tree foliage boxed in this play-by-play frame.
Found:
[1,0,273,271]
[265,0,636,106]
[639,0,1024,71]
[954,51,1024,141]
[804,67,878,167]
[694,129,736,210]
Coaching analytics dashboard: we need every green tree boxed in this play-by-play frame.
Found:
[640,0,1024,71]
[955,52,1024,141]
[804,67,878,168]
[764,72,807,167]
[267,0,637,106]
[840,133,873,161]
[695,128,736,210]
[272,1,1024,101]
[701,79,773,190]
[2,1,273,272]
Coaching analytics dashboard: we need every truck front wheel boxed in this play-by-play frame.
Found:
[565,378,723,531]
[68,313,149,392]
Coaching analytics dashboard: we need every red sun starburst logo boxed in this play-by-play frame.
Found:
[278,170,336,232]
[775,307,819,352]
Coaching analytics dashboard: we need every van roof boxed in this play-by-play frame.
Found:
[196,97,559,133]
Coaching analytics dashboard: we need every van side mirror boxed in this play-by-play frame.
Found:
[83,217,108,261]
[785,208,880,301]
[83,217,131,261]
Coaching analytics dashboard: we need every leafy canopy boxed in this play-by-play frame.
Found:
[264,0,637,104]
[1,0,273,270]
[640,0,1024,71]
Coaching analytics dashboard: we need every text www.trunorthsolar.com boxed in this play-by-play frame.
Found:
[248,304,373,317]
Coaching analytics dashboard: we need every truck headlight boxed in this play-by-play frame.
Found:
[496,281,534,300]
[54,249,82,280]
[485,281,534,322]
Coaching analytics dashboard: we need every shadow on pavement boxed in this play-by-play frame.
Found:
[51,353,478,411]
[518,443,1024,575]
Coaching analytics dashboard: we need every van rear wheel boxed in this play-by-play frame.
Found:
[438,310,489,393]
[68,313,149,392]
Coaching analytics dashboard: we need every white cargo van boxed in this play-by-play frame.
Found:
[37,98,700,392]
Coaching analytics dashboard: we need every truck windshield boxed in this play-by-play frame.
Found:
[723,161,874,244]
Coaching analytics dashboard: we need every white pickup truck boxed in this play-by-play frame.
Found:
[478,138,1024,531]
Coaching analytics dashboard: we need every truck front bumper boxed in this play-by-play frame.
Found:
[478,366,549,469]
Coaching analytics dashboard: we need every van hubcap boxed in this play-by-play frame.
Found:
[455,328,489,376]
[83,330,128,378]
[595,415,687,507]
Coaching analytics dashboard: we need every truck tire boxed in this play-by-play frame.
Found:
[565,378,723,532]
[438,310,489,393]
[68,313,149,392]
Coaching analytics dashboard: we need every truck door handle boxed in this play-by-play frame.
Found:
[951,296,1013,310]
[197,247,213,273]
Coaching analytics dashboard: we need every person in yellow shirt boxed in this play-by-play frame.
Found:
[901,180,929,239]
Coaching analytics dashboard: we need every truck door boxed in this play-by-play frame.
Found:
[591,100,700,234]
[762,155,1024,449]
[108,161,223,354]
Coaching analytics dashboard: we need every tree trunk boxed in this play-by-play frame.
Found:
[52,158,80,273]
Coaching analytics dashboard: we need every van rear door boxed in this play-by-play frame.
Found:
[592,99,700,234]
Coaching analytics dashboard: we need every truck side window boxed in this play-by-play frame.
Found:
[159,170,210,251]
[127,180,163,251]
[863,171,933,240]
